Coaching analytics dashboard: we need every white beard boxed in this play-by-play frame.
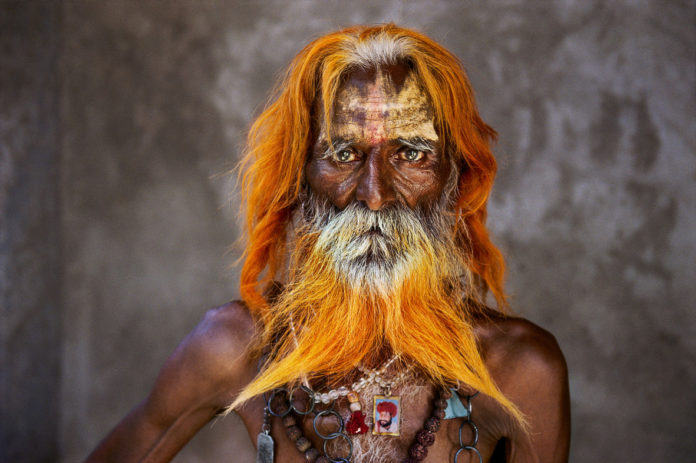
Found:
[296,192,462,295]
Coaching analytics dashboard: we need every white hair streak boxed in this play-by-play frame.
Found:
[349,33,412,69]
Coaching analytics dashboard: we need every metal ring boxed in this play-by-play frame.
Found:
[289,385,315,415]
[454,445,483,463]
[312,409,345,440]
[463,394,474,423]
[458,420,479,447]
[322,431,352,462]
[267,388,291,417]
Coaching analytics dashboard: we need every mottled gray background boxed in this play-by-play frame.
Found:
[1,0,694,461]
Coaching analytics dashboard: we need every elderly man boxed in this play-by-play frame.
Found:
[87,24,570,462]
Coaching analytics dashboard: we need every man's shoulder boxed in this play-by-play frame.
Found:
[472,314,571,452]
[163,301,258,392]
[199,300,256,338]
[474,314,568,395]
[140,301,259,423]
[185,300,258,363]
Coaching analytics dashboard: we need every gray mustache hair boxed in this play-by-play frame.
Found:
[317,202,424,262]
[299,194,451,241]
[296,192,460,292]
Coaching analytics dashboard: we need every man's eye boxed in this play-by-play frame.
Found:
[335,149,356,162]
[401,148,425,162]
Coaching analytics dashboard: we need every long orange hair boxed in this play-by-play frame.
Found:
[234,24,517,421]
[239,23,505,313]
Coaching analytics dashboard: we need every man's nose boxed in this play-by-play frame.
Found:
[355,153,396,211]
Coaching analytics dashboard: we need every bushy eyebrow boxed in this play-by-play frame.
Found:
[396,137,437,152]
[316,136,437,159]
[317,137,353,159]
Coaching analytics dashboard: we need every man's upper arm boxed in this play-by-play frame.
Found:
[86,301,257,462]
[488,318,571,463]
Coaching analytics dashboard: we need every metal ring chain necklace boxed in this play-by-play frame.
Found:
[257,374,481,462]
[263,384,456,462]
[255,318,482,462]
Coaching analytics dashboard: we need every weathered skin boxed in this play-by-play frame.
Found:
[85,303,569,462]
[307,64,452,211]
[86,66,570,463]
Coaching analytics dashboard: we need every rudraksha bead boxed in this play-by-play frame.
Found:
[283,414,297,427]
[424,416,441,432]
[408,443,428,460]
[304,447,320,462]
[434,398,447,409]
[416,429,435,447]
[295,436,312,452]
[286,425,302,441]
[270,393,289,413]
[439,388,452,400]
[315,456,330,463]
[432,408,446,420]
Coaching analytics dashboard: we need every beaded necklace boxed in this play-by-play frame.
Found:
[311,354,402,404]
[263,383,453,462]
[311,355,411,436]
[257,375,482,462]
[256,320,482,461]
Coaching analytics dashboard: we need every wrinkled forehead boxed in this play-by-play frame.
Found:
[319,64,438,143]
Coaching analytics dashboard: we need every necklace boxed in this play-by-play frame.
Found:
[264,384,452,462]
[310,354,409,437]
[312,354,401,404]
[257,322,482,461]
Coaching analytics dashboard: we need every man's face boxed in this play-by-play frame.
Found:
[377,411,393,429]
[306,64,452,211]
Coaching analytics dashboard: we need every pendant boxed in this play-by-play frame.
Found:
[346,391,369,435]
[372,395,401,436]
[444,388,471,420]
[346,410,370,434]
[256,432,274,463]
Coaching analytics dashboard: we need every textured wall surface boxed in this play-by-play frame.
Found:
[0,1,61,461]
[1,0,694,461]
[58,1,244,460]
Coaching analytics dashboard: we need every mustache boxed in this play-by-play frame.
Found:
[299,194,451,245]
[294,191,459,293]
[317,203,420,259]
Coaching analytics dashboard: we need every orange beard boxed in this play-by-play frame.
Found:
[231,192,514,418]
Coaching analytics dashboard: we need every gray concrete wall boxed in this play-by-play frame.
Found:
[1,1,61,461]
[1,0,694,461]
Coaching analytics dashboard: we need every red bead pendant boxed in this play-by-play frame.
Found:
[346,410,369,434]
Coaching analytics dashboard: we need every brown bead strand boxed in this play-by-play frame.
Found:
[282,413,322,462]
[401,387,452,463]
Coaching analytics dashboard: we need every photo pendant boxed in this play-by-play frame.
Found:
[372,395,401,436]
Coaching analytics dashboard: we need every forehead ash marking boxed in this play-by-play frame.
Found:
[323,68,438,144]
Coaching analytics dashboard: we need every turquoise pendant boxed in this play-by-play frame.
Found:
[444,388,470,420]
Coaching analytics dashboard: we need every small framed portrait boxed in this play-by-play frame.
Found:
[373,395,400,436]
